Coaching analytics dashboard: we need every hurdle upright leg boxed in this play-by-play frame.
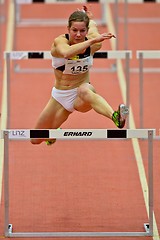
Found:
[139,52,144,129]
[148,130,154,236]
[3,131,10,237]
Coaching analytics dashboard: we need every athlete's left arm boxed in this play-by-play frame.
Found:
[87,19,102,54]
[85,7,116,54]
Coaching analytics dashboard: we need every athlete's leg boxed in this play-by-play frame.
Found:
[74,83,129,128]
[31,97,71,144]
[74,83,114,118]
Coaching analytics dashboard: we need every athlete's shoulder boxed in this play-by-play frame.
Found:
[54,34,68,44]
[51,34,69,57]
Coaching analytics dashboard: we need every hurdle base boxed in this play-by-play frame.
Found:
[144,223,150,233]
[6,223,151,238]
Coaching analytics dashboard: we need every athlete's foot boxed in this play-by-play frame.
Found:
[45,128,61,146]
[112,104,129,128]
[46,139,56,146]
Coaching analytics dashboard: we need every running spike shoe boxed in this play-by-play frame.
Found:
[45,128,61,146]
[46,139,56,146]
[112,104,129,129]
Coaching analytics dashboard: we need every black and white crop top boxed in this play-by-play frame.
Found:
[52,34,93,75]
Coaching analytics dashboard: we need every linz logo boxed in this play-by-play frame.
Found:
[64,131,92,137]
[10,130,26,137]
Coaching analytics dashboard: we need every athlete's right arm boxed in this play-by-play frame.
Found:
[51,34,99,59]
[51,35,67,57]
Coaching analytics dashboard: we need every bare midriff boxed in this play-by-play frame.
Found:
[54,69,90,90]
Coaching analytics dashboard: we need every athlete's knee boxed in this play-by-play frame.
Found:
[78,85,88,98]
[78,83,95,101]
[30,139,43,145]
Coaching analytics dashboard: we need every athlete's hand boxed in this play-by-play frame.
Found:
[77,5,94,19]
[101,33,116,39]
[83,5,93,19]
[93,33,116,43]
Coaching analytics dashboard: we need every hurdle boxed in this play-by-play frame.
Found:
[4,50,132,127]
[14,0,108,27]
[0,0,5,71]
[12,50,132,74]
[0,0,5,23]
[1,128,155,237]
[136,50,160,128]
[116,0,160,51]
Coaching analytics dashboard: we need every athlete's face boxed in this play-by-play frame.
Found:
[68,21,88,44]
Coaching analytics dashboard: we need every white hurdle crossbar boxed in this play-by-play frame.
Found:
[4,50,132,128]
[0,128,156,140]
[2,128,155,237]
[5,50,132,60]
[137,50,160,128]
[16,0,107,3]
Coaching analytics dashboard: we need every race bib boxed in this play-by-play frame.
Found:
[64,56,93,75]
